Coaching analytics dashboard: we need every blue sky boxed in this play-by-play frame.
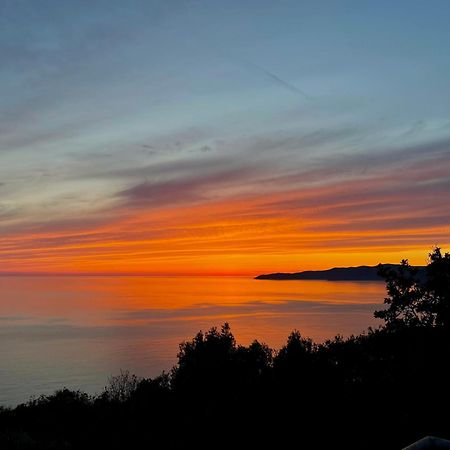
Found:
[1,0,450,273]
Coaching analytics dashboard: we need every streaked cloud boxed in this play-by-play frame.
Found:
[1,1,450,273]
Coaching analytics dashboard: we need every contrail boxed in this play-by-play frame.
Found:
[240,58,312,100]
[200,40,312,100]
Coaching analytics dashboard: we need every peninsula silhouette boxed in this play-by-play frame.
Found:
[255,264,426,281]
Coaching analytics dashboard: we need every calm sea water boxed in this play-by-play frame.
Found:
[0,276,385,406]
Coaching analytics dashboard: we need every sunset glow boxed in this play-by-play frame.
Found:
[1,1,449,275]
[2,152,449,275]
[3,4,450,440]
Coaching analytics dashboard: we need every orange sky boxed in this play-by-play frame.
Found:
[1,156,449,275]
[1,1,450,276]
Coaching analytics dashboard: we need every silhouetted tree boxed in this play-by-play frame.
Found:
[375,248,450,330]
[171,323,236,392]
[425,247,450,328]
[374,259,428,328]
[274,330,315,370]
[103,369,140,402]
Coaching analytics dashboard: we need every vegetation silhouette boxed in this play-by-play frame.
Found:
[375,248,450,329]
[1,248,450,449]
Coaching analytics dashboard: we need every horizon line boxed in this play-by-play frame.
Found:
[0,263,396,278]
[0,272,254,278]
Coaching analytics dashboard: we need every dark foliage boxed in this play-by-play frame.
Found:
[375,248,450,329]
[1,248,450,449]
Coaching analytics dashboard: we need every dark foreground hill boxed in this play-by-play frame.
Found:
[255,263,426,281]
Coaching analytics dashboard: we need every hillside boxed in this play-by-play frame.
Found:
[255,264,426,281]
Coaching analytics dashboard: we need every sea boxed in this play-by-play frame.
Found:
[0,276,385,406]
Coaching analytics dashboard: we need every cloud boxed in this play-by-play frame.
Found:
[1,133,450,273]
[116,165,264,208]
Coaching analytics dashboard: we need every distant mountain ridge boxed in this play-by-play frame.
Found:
[255,264,426,281]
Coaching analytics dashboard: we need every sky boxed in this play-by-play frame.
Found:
[1,0,450,275]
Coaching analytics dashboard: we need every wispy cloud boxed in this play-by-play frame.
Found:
[1,1,450,274]
[1,134,449,274]
[116,165,263,208]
